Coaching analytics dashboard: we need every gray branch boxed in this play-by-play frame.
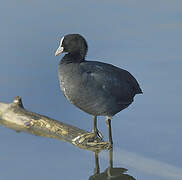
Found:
[0,96,109,151]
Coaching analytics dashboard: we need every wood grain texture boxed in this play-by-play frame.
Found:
[0,96,109,151]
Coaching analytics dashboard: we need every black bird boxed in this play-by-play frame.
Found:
[55,34,142,147]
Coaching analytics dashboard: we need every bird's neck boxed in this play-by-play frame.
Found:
[61,53,85,64]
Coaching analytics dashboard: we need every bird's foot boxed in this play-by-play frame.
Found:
[72,132,112,150]
[108,142,113,149]
[92,129,104,141]
[76,129,104,144]
[72,132,109,150]
[73,132,103,145]
[81,132,101,143]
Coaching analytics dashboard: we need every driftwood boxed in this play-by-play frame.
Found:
[0,96,109,151]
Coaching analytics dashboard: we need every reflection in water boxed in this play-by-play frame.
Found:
[89,149,135,180]
[101,148,182,180]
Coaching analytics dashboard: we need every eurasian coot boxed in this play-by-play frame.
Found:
[55,34,142,146]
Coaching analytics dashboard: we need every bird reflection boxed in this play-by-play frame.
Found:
[89,149,135,180]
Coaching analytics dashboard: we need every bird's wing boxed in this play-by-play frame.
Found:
[80,61,141,104]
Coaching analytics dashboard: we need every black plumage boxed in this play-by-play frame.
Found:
[55,34,142,146]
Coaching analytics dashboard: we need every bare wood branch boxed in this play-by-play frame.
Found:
[0,96,109,151]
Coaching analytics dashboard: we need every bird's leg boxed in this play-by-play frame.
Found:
[93,115,97,135]
[92,116,104,140]
[75,116,104,145]
[106,117,113,148]
[94,151,100,174]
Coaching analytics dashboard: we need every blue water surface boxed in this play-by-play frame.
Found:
[0,1,182,180]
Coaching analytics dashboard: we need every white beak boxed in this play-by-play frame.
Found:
[55,46,64,56]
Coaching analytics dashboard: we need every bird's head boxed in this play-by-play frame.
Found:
[55,34,88,60]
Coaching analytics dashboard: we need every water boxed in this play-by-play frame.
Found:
[0,1,182,179]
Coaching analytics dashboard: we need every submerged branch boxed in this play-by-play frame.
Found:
[0,96,109,151]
